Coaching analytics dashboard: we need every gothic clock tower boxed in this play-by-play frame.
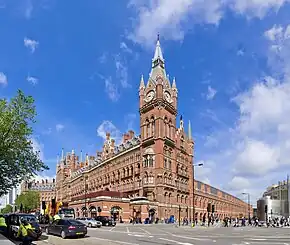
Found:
[138,37,193,219]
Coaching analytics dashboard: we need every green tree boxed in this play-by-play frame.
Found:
[15,191,40,212]
[0,90,48,196]
[1,204,13,214]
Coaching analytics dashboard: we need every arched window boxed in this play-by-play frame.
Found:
[146,119,150,138]
[168,119,172,138]
[151,116,155,137]
[164,117,168,137]
[168,160,171,169]
[149,156,154,167]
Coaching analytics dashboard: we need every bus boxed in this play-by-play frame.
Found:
[57,208,75,219]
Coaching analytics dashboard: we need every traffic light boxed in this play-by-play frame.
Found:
[20,203,23,212]
[264,205,268,214]
[212,205,215,213]
[207,203,211,213]
[97,207,102,213]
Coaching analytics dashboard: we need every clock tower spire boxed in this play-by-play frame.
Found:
[139,34,178,141]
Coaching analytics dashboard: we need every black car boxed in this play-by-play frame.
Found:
[5,213,42,240]
[95,216,116,226]
[45,219,87,239]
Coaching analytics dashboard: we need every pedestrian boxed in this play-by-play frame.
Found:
[17,219,35,245]
[0,214,7,235]
[53,213,60,221]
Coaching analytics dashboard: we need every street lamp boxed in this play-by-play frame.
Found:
[242,192,251,224]
[192,162,203,225]
[81,175,88,217]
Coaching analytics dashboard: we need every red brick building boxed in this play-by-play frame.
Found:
[55,38,251,222]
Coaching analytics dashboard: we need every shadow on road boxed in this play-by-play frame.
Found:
[2,233,49,245]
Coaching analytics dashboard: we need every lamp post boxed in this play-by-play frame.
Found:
[192,162,203,225]
[81,175,88,217]
[242,192,251,224]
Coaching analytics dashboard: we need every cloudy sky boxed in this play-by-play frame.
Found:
[1,0,290,206]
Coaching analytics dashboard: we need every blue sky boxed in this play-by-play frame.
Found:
[1,0,290,205]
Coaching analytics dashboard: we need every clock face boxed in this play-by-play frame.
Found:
[145,90,155,102]
[164,91,172,103]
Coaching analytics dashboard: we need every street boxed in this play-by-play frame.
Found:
[12,224,290,245]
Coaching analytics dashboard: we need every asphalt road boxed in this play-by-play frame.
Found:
[10,224,290,245]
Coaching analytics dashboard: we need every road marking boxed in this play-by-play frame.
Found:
[128,233,153,238]
[172,234,211,241]
[159,238,194,245]
[126,227,129,233]
[110,226,115,231]
[139,227,151,234]
[249,238,267,241]
[93,237,138,245]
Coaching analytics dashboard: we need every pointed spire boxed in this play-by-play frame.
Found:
[188,120,192,140]
[172,77,176,88]
[139,74,145,89]
[61,148,64,160]
[153,34,164,62]
[180,115,184,129]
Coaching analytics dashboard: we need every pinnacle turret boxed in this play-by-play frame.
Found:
[172,77,176,88]
[152,34,164,64]
[188,120,192,140]
[139,74,145,90]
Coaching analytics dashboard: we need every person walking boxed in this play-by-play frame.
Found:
[17,219,35,245]
[53,213,60,221]
[0,214,7,234]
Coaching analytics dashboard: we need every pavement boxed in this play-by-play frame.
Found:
[6,224,290,245]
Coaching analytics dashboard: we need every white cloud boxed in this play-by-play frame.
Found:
[125,113,137,131]
[24,37,39,53]
[24,0,33,19]
[55,124,65,132]
[230,0,289,19]
[31,137,44,161]
[97,120,122,144]
[27,76,38,86]
[104,77,120,102]
[206,86,217,100]
[128,0,223,46]
[42,128,52,135]
[0,72,7,86]
[120,42,133,53]
[115,55,130,88]
[227,176,251,191]
[128,0,290,46]
[201,23,290,204]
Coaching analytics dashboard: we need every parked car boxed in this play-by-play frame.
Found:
[5,213,42,240]
[76,217,102,228]
[45,219,87,239]
[95,216,116,226]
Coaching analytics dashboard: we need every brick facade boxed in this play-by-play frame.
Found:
[53,37,251,222]
[21,178,56,210]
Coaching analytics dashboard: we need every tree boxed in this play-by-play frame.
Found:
[1,204,13,214]
[0,90,48,196]
[15,191,40,212]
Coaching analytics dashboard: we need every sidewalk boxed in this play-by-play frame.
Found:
[0,233,14,245]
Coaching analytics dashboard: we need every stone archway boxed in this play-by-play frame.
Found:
[89,206,97,218]
[148,208,156,223]
[111,206,122,221]
[81,206,88,217]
